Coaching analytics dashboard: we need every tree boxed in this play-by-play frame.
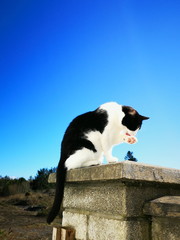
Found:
[30,168,56,190]
[124,151,138,162]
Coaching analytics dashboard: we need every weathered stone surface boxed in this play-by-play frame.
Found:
[62,211,87,240]
[144,196,180,217]
[63,181,179,217]
[124,185,173,217]
[49,162,180,240]
[88,215,150,240]
[152,217,180,240]
[62,211,150,240]
[88,216,126,240]
[49,161,180,184]
[63,182,126,216]
[144,196,180,240]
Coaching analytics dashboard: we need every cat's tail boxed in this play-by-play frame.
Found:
[47,160,67,224]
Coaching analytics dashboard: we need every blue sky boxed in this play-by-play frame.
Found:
[0,0,180,179]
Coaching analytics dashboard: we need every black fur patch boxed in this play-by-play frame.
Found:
[61,108,108,161]
[122,106,143,131]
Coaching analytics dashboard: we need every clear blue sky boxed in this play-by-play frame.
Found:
[0,0,180,179]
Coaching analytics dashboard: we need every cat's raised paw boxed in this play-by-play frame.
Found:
[123,136,138,144]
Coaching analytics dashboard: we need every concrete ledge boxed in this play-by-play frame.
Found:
[49,161,180,184]
[144,196,180,217]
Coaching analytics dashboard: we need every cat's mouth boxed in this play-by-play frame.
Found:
[125,133,131,136]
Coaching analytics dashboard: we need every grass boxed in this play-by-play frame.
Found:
[0,191,61,240]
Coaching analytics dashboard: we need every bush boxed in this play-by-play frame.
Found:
[0,177,30,196]
[0,167,56,195]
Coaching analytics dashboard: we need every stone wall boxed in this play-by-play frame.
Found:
[49,161,180,240]
[144,196,180,240]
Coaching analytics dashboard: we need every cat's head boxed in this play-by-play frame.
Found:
[122,106,149,132]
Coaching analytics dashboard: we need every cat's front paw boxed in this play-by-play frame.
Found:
[123,135,138,144]
[107,157,119,163]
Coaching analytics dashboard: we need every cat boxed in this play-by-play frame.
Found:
[47,102,149,224]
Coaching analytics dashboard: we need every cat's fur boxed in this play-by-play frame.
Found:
[47,102,149,224]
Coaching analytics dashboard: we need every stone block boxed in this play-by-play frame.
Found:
[143,196,180,217]
[88,215,126,240]
[152,217,180,240]
[63,182,179,218]
[62,211,87,240]
[88,215,150,240]
[144,196,180,240]
[63,182,127,216]
[124,185,179,217]
[62,211,150,240]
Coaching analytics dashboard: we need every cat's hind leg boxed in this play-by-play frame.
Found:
[65,148,101,170]
[81,160,100,167]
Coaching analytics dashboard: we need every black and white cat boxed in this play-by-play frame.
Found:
[47,102,149,224]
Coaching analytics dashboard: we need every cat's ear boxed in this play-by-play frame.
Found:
[122,106,136,115]
[140,115,149,120]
